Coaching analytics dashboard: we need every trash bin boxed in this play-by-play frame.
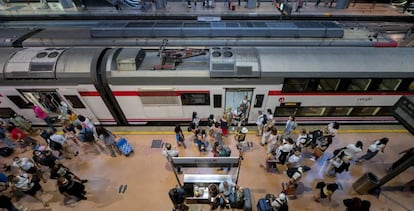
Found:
[352,172,379,195]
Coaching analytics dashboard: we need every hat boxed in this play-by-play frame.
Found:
[241,127,249,133]
[278,193,286,201]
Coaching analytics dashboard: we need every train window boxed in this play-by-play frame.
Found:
[378,79,402,91]
[283,79,308,92]
[254,95,264,108]
[347,79,371,91]
[181,93,210,106]
[350,107,379,116]
[0,108,15,118]
[295,107,325,117]
[407,80,414,91]
[274,107,297,117]
[64,95,85,109]
[317,79,340,91]
[375,107,393,116]
[7,96,31,109]
[324,107,353,116]
[213,95,222,108]
[141,96,179,105]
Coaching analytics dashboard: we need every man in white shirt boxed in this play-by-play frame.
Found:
[49,128,78,159]
[162,143,181,173]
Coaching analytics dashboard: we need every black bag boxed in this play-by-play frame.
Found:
[286,167,299,178]
[48,139,63,151]
[0,147,13,157]
[316,181,326,189]
[82,129,95,142]
[168,187,186,205]
[262,114,268,125]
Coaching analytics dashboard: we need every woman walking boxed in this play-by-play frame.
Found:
[96,126,120,157]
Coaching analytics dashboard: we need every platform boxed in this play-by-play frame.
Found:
[1,124,413,211]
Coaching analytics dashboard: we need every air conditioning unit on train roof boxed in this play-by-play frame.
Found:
[209,47,260,78]
[115,48,146,71]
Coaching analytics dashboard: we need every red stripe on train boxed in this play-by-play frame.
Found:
[268,91,414,96]
[374,41,398,48]
[80,90,210,97]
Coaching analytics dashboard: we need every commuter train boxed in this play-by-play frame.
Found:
[0,46,413,126]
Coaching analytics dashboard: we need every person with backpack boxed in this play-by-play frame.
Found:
[313,182,339,203]
[174,125,186,149]
[285,166,311,197]
[168,186,188,211]
[271,193,289,211]
[75,124,95,143]
[48,128,79,159]
[96,126,120,157]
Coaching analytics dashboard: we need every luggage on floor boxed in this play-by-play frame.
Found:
[0,147,13,157]
[116,138,133,156]
[256,198,271,211]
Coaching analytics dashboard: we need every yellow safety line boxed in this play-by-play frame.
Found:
[111,129,408,135]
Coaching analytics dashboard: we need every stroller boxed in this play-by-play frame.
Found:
[169,187,189,211]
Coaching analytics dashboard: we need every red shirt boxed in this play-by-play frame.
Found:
[10,128,26,141]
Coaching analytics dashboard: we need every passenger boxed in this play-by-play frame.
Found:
[212,122,223,145]
[283,116,297,137]
[240,95,250,123]
[341,141,363,161]
[12,156,47,183]
[207,114,215,139]
[162,143,181,173]
[96,126,120,157]
[260,150,278,172]
[232,107,243,131]
[266,126,279,154]
[216,144,231,170]
[313,182,339,203]
[28,102,55,130]
[256,110,265,136]
[50,163,88,184]
[208,184,220,210]
[57,176,87,201]
[48,128,79,159]
[67,110,78,123]
[7,125,38,152]
[220,115,229,137]
[285,166,310,198]
[357,137,389,163]
[266,109,274,123]
[174,125,186,149]
[286,147,302,169]
[8,174,49,207]
[276,137,294,165]
[270,193,288,211]
[225,108,233,131]
[32,150,58,169]
[326,157,350,177]
[343,197,371,211]
[325,122,340,138]
[0,194,25,211]
[9,113,35,135]
[76,115,95,133]
[195,133,208,152]
[75,124,95,143]
[58,100,69,120]
[191,111,200,129]
[261,121,273,146]
[218,181,237,208]
[0,125,15,148]
[295,128,310,149]
[61,119,80,145]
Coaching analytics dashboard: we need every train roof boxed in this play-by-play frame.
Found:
[107,47,414,78]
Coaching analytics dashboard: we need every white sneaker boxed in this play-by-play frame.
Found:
[309,156,316,161]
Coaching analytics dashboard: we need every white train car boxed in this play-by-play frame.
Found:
[1,46,414,126]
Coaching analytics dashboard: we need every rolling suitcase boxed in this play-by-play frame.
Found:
[257,198,271,211]
[117,137,134,156]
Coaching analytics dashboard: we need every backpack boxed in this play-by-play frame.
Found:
[262,114,268,125]
[224,146,232,156]
[48,139,63,151]
[286,167,299,178]
[82,129,95,142]
[168,187,186,205]
[0,147,13,157]
[277,200,289,211]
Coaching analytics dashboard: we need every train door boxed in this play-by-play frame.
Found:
[225,88,253,124]
[10,89,98,125]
